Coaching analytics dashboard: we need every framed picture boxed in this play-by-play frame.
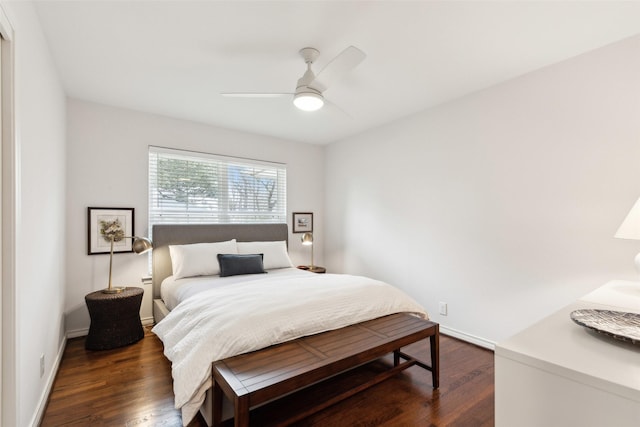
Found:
[292,212,313,233]
[87,207,135,255]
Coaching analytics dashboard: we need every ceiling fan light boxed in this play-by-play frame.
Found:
[293,92,324,111]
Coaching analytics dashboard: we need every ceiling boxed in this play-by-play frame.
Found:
[33,1,640,144]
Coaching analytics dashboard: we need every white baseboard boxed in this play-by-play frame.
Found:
[142,316,154,326]
[66,327,88,339]
[440,325,496,350]
[29,337,67,427]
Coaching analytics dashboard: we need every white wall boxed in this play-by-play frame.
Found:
[1,1,67,425]
[65,100,325,333]
[325,35,640,346]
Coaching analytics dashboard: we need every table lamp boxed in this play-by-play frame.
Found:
[301,232,316,271]
[614,196,640,275]
[104,235,153,294]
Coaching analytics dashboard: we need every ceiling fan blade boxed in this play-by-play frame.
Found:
[221,92,292,98]
[325,97,353,119]
[309,46,366,93]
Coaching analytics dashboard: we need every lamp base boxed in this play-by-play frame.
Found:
[102,286,125,294]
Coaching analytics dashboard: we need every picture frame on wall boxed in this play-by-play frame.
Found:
[87,207,135,255]
[292,212,313,233]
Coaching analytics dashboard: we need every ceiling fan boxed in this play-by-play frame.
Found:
[221,46,366,112]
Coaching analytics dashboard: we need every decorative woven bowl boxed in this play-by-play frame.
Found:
[570,309,640,345]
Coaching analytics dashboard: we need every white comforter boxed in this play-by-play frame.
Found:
[152,272,427,425]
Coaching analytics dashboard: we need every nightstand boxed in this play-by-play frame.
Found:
[297,265,326,274]
[495,280,640,426]
[84,287,144,350]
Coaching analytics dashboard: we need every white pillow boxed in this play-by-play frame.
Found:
[237,241,293,270]
[169,239,237,279]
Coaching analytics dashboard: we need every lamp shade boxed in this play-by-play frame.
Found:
[615,197,640,240]
[132,236,153,254]
[301,232,313,245]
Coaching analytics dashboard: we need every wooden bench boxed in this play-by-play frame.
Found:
[211,313,439,427]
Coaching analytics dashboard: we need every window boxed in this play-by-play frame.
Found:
[149,146,287,229]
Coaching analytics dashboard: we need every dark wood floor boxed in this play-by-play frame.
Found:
[41,327,494,426]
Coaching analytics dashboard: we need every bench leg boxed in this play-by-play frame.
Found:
[212,379,223,427]
[234,396,249,427]
[430,326,440,389]
[393,350,400,367]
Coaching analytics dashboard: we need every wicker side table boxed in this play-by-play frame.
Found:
[85,287,144,350]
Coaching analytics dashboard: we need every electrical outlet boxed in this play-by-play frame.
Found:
[439,302,448,316]
[40,354,45,378]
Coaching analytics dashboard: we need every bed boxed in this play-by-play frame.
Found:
[150,223,439,426]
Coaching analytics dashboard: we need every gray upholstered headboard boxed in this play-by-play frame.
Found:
[152,223,289,298]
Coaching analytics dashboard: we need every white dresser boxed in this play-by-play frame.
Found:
[495,280,640,427]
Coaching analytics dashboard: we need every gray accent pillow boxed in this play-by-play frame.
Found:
[217,253,266,277]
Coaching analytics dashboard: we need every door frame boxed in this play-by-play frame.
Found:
[0,3,16,426]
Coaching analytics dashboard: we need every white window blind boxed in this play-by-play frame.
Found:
[149,146,287,227]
